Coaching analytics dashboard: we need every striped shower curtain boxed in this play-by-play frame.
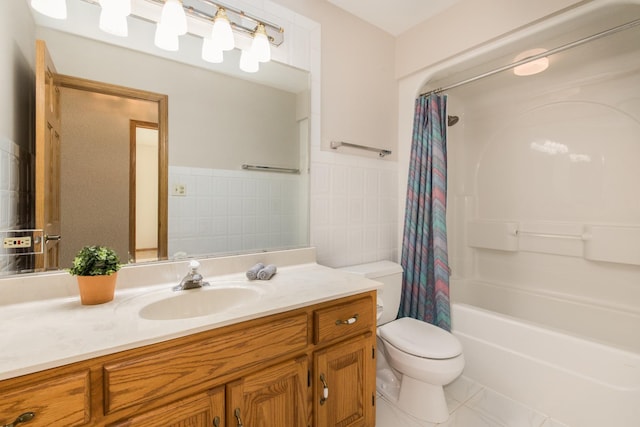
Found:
[398,93,451,331]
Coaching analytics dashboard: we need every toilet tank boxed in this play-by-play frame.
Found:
[339,261,403,326]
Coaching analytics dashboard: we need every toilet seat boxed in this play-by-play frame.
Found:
[379,317,462,359]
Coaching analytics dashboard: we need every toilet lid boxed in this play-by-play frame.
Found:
[379,317,462,359]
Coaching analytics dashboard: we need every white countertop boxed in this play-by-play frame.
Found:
[0,262,381,381]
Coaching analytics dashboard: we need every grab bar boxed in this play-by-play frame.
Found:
[241,164,300,174]
[515,230,590,240]
[330,140,392,158]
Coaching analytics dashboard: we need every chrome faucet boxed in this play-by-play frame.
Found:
[174,260,209,291]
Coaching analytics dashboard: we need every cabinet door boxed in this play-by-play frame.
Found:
[227,357,309,427]
[109,386,225,427]
[314,335,375,427]
[0,370,90,427]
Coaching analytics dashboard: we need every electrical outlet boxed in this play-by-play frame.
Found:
[3,236,32,249]
[172,184,187,196]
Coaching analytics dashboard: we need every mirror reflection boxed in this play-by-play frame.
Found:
[2,4,310,276]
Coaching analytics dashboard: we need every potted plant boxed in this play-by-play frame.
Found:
[69,245,122,305]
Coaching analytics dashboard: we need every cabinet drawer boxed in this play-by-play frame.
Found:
[104,313,308,414]
[0,370,91,427]
[314,297,374,345]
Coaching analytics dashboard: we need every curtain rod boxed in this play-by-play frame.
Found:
[421,18,640,97]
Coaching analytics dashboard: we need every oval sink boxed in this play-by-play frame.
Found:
[139,285,262,320]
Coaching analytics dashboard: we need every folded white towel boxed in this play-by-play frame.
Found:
[246,262,265,280]
[257,264,277,280]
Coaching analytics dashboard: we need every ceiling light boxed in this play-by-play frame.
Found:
[212,8,234,51]
[251,23,271,63]
[201,38,223,63]
[154,23,179,51]
[239,49,259,73]
[160,0,187,36]
[513,48,549,76]
[31,0,67,19]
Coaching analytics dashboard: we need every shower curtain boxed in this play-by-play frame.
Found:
[399,93,451,331]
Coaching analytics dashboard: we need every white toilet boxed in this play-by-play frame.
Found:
[340,261,464,423]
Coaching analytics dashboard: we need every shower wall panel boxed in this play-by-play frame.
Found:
[447,19,640,350]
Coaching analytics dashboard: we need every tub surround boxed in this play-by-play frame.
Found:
[0,248,381,381]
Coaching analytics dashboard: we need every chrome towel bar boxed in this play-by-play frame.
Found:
[330,140,392,158]
[241,164,300,174]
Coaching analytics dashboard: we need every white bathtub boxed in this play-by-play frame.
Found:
[451,303,640,427]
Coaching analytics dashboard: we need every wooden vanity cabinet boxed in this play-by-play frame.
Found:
[0,292,376,427]
[0,370,91,427]
[108,386,225,427]
[227,356,310,426]
[313,297,376,427]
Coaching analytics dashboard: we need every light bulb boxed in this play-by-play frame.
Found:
[160,0,187,36]
[155,23,179,51]
[201,38,223,63]
[100,0,131,16]
[99,9,128,37]
[239,49,259,73]
[31,0,67,19]
[212,8,234,51]
[251,24,270,63]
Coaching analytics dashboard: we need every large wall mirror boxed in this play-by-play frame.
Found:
[2,0,312,276]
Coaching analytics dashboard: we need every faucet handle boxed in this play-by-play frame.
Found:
[189,260,200,270]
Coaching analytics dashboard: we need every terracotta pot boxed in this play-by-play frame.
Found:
[77,272,118,305]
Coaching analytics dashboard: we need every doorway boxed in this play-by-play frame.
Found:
[55,74,168,265]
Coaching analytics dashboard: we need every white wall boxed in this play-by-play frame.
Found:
[268,0,401,267]
[395,0,588,79]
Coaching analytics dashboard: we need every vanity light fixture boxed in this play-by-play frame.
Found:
[98,0,131,37]
[201,37,223,63]
[155,22,179,51]
[251,23,271,63]
[160,0,188,36]
[239,48,259,73]
[31,0,67,19]
[211,7,234,51]
[36,0,285,73]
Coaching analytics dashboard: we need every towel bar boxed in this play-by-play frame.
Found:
[241,164,300,174]
[330,141,392,158]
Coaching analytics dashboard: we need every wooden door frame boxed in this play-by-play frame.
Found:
[129,120,160,262]
[35,40,62,271]
[54,74,169,261]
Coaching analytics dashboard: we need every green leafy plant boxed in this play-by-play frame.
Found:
[68,245,122,276]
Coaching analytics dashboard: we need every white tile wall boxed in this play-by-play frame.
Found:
[168,166,308,258]
[310,151,399,268]
[0,136,31,273]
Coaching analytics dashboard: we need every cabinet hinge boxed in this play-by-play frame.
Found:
[308,369,311,387]
[372,393,376,406]
[372,346,375,359]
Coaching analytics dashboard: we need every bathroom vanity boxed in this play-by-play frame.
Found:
[0,253,379,427]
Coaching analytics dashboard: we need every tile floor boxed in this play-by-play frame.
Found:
[376,376,570,427]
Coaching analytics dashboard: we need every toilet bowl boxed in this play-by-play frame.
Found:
[378,317,464,422]
[339,261,465,424]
